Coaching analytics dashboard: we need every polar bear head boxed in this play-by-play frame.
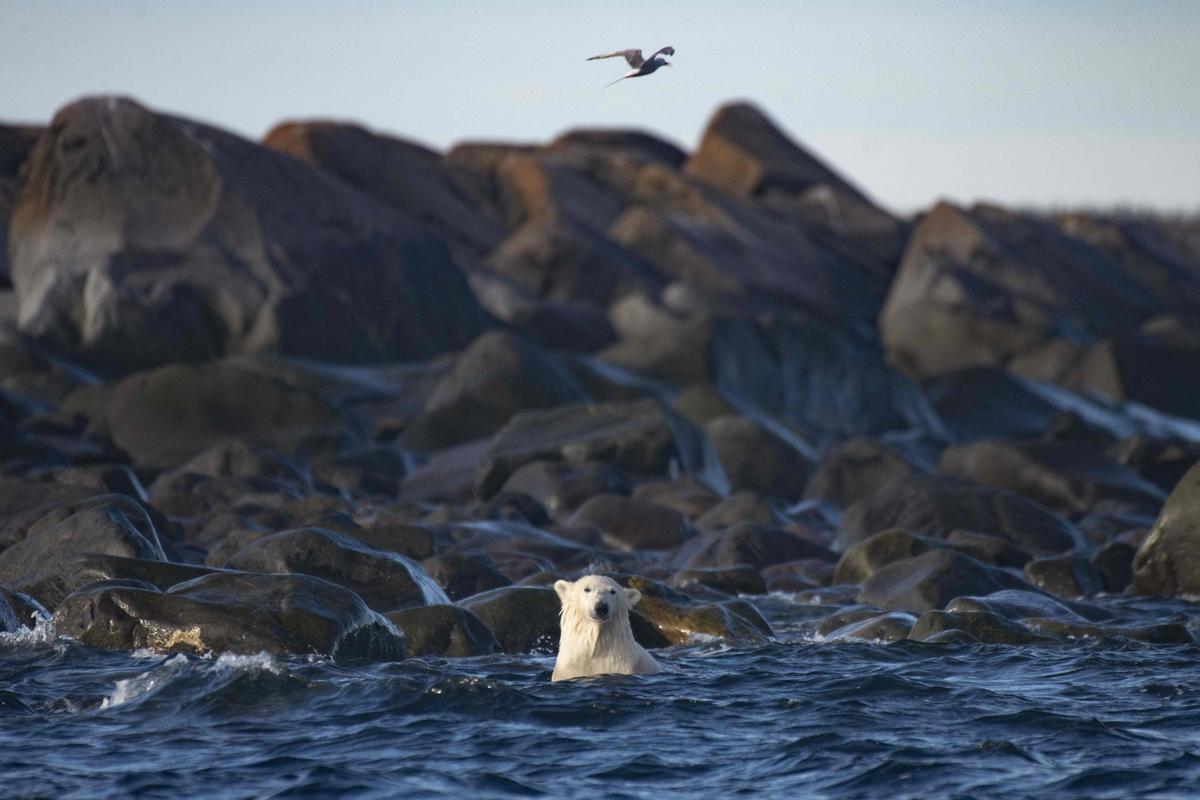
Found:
[554,575,641,624]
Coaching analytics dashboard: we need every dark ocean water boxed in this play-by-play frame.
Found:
[4,596,1200,799]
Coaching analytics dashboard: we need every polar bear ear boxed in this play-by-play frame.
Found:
[554,580,571,599]
[624,587,642,607]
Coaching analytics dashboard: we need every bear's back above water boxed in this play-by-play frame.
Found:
[552,575,662,682]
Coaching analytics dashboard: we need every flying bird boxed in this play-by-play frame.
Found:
[587,46,675,88]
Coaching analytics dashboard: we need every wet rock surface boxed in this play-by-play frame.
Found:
[0,95,1197,666]
[52,572,406,660]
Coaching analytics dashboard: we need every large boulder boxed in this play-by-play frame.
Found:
[262,120,503,255]
[0,478,105,549]
[6,553,215,611]
[709,317,944,441]
[684,102,879,208]
[384,605,501,657]
[474,397,723,499]
[666,523,834,571]
[837,474,1082,555]
[878,203,1189,399]
[499,459,631,517]
[1131,461,1200,597]
[566,494,693,551]
[0,496,167,603]
[98,360,347,469]
[857,549,1036,614]
[401,331,588,451]
[612,574,770,645]
[802,437,921,508]
[0,125,41,286]
[939,439,1165,514]
[222,528,449,613]
[419,552,512,602]
[52,571,406,660]
[9,96,487,374]
[833,529,943,586]
[704,414,810,500]
[457,586,562,654]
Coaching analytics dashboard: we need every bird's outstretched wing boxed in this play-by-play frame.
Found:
[648,46,675,61]
[588,49,644,68]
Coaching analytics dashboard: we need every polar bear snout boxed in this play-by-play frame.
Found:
[592,600,611,620]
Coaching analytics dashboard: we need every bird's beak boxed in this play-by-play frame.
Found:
[665,61,673,67]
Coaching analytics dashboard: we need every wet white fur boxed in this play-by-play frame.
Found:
[552,575,661,682]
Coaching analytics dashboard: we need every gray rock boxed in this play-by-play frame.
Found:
[402,331,588,451]
[704,414,810,500]
[858,549,1035,614]
[458,586,562,654]
[10,96,487,374]
[223,527,448,613]
[944,589,1113,623]
[1132,462,1200,597]
[666,523,834,571]
[940,439,1165,514]
[500,460,631,517]
[53,571,406,660]
[672,566,767,596]
[822,611,917,643]
[908,610,1046,644]
[5,553,216,611]
[567,494,693,551]
[474,398,719,499]
[803,438,920,508]
[0,496,166,604]
[1023,555,1104,599]
[837,474,1082,555]
[420,553,512,601]
[833,528,942,586]
[100,361,347,470]
[384,605,502,657]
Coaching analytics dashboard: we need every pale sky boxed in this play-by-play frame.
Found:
[3,0,1197,214]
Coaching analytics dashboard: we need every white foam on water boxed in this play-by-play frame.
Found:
[99,650,284,710]
[0,615,56,647]
[205,651,282,674]
[100,654,190,710]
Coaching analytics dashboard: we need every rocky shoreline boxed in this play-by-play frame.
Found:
[2,96,1200,661]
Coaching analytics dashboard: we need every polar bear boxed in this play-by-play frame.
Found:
[552,575,661,681]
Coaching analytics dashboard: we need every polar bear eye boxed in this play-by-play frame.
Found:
[584,587,591,593]
[608,589,616,594]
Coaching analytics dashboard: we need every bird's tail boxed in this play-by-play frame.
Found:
[603,76,628,89]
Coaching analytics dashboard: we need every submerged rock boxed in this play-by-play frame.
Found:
[908,610,1048,645]
[945,589,1113,624]
[53,571,406,660]
[821,611,917,643]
